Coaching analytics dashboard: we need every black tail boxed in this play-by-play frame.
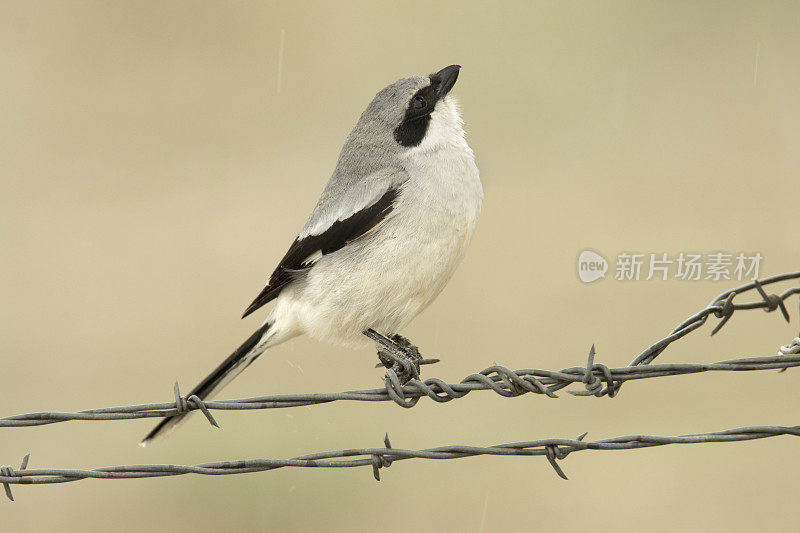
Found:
[140,321,272,446]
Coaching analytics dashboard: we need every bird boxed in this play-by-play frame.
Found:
[141,65,483,445]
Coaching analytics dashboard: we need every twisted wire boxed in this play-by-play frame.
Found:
[3,424,800,500]
[629,272,800,368]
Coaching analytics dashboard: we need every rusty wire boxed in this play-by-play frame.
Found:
[1,272,799,429]
[4,423,800,500]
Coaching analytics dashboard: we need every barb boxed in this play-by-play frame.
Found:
[0,455,29,501]
[172,382,218,429]
[3,423,800,499]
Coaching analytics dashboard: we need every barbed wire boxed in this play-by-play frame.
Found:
[2,352,799,430]
[2,273,799,430]
[3,423,800,500]
[2,273,800,501]
[628,272,800,367]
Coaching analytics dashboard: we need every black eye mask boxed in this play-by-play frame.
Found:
[393,83,439,147]
[393,65,460,147]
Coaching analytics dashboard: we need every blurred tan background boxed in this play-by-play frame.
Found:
[2,1,800,531]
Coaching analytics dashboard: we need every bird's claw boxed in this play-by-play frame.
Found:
[377,334,423,384]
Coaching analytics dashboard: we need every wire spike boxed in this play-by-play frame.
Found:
[187,395,220,428]
[710,313,732,336]
[545,450,569,480]
[1,466,14,501]
[778,301,791,323]
[753,279,768,300]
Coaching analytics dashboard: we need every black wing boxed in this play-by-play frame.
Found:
[241,187,399,318]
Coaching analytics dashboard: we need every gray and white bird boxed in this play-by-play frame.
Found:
[141,65,482,445]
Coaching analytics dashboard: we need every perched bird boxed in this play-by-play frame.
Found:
[141,65,483,445]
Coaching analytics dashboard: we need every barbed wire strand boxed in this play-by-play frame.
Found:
[2,352,800,429]
[628,272,800,368]
[4,424,800,500]
[1,273,799,430]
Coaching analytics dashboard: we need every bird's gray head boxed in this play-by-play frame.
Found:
[343,65,467,160]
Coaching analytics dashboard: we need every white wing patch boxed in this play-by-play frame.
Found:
[301,250,323,266]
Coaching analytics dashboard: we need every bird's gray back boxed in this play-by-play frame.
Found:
[299,75,430,238]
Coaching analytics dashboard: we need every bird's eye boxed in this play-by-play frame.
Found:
[411,96,426,110]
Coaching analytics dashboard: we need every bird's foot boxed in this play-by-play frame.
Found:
[364,329,439,385]
[378,334,423,383]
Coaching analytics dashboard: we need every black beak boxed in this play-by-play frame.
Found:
[432,65,461,98]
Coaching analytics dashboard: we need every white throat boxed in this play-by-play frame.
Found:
[409,96,471,155]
